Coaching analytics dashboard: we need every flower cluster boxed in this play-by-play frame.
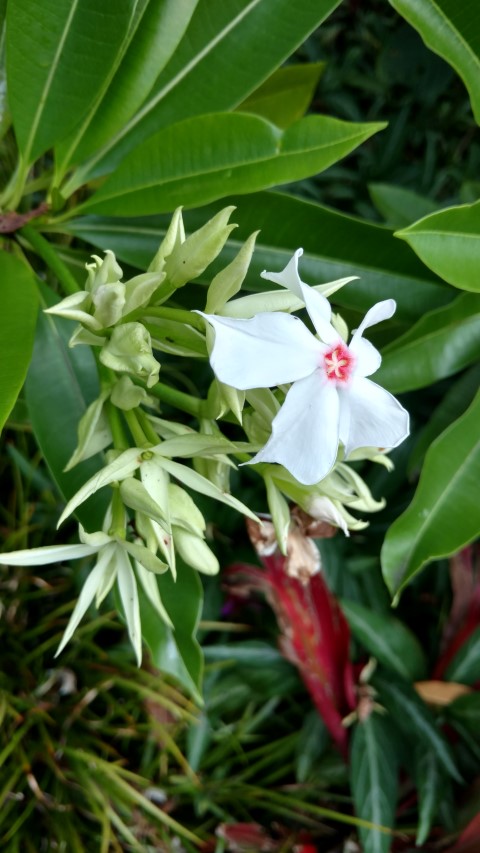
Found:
[1,208,409,663]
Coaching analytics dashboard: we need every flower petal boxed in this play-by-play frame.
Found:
[120,538,169,575]
[116,548,142,666]
[338,376,410,456]
[57,448,141,527]
[260,248,305,299]
[199,311,321,389]
[301,285,338,345]
[55,548,116,657]
[248,372,340,485]
[260,250,337,345]
[134,560,173,626]
[1,542,100,566]
[350,299,396,345]
[349,336,382,377]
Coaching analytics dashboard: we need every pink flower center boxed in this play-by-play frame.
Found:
[324,343,354,382]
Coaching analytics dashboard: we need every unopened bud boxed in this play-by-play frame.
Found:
[100,323,160,387]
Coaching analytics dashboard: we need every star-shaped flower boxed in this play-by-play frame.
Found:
[199,250,409,485]
[1,518,170,664]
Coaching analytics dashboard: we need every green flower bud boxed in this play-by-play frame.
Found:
[86,250,123,293]
[205,231,258,314]
[99,323,160,387]
[164,206,237,288]
[148,207,185,274]
[64,391,112,471]
[174,528,219,575]
[92,281,126,328]
[110,375,150,410]
[123,271,165,314]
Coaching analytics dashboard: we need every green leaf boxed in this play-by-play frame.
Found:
[389,0,480,124]
[381,389,480,598]
[79,112,386,217]
[413,746,446,847]
[66,0,344,183]
[444,627,480,685]
[236,62,325,128]
[350,714,398,853]
[0,252,38,433]
[24,285,107,531]
[408,363,480,473]
[376,292,480,393]
[368,183,438,228]
[56,0,199,177]
[295,711,329,783]
[61,191,453,326]
[397,201,480,292]
[139,559,203,701]
[6,0,136,163]
[446,692,480,737]
[0,7,10,142]
[372,674,461,782]
[340,598,427,681]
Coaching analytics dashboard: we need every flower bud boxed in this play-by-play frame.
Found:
[100,323,160,387]
[164,207,237,288]
[110,375,150,410]
[148,207,185,273]
[86,250,123,293]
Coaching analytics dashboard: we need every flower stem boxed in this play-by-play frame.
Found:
[135,408,161,445]
[123,408,151,448]
[148,381,205,418]
[106,401,129,451]
[19,225,79,295]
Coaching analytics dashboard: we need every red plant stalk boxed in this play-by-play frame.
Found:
[225,520,356,757]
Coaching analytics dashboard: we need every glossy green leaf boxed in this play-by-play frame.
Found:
[61,191,453,327]
[409,363,480,473]
[350,714,398,853]
[0,252,38,433]
[67,0,344,184]
[368,183,437,228]
[25,285,107,531]
[389,0,480,124]
[6,0,135,163]
[444,627,480,685]
[413,746,445,846]
[372,674,461,782]
[340,598,427,681]
[397,201,480,291]
[382,389,480,598]
[236,62,325,128]
[295,711,329,783]
[79,112,386,217]
[376,292,480,393]
[139,559,203,701]
[56,0,199,177]
[0,6,10,142]
[446,692,480,737]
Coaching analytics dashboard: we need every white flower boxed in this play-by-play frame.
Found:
[1,520,170,665]
[199,250,409,486]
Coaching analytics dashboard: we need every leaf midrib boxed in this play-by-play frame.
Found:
[24,0,80,163]
[73,0,264,179]
[88,125,374,205]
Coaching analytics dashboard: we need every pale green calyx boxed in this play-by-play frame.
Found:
[99,323,160,387]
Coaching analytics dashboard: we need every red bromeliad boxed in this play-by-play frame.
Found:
[225,517,356,757]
